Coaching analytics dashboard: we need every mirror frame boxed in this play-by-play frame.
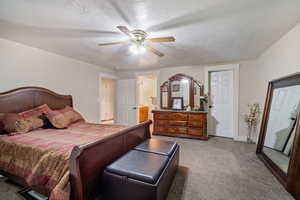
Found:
[160,80,171,109]
[160,73,204,110]
[256,72,300,199]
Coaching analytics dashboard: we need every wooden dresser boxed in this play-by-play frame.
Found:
[152,110,208,140]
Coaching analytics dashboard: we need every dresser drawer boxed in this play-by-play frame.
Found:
[167,113,188,120]
[168,120,187,126]
[157,120,167,126]
[188,128,203,136]
[156,113,169,120]
[157,120,187,127]
[155,112,188,120]
[188,114,204,121]
[188,120,203,128]
[155,126,187,134]
[155,126,168,133]
[168,127,187,134]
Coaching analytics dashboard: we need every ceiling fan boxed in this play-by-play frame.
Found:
[98,26,175,57]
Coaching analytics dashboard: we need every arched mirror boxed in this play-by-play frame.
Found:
[169,74,192,109]
[160,74,205,110]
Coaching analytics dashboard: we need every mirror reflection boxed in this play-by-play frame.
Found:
[162,84,168,108]
[263,85,300,173]
[171,79,190,108]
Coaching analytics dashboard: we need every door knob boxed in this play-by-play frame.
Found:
[209,105,214,109]
[132,107,137,110]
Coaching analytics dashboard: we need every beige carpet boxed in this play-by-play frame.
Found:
[0,136,294,200]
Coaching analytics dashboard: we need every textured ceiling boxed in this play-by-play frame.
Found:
[0,0,300,71]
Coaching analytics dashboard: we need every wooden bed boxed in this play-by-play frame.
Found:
[0,87,151,200]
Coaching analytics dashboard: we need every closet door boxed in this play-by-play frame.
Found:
[116,79,137,125]
[209,70,234,138]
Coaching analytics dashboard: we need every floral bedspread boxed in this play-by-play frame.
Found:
[0,122,128,200]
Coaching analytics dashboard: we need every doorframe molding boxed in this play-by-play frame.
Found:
[204,64,240,141]
[135,70,160,121]
[135,70,160,106]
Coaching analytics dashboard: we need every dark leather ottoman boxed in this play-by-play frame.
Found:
[134,138,178,156]
[101,139,179,200]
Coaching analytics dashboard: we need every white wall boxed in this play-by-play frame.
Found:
[3,21,299,133]
[116,22,300,141]
[119,64,244,138]
[239,22,300,140]
[0,38,115,123]
[152,22,300,140]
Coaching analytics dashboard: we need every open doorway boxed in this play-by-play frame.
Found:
[100,78,116,124]
[137,75,158,123]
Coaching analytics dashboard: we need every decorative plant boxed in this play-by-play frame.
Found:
[244,103,261,143]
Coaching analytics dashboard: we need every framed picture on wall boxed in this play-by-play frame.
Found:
[172,97,184,110]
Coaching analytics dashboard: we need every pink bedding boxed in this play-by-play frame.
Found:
[0,122,128,200]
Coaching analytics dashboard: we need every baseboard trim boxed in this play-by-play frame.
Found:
[234,136,247,142]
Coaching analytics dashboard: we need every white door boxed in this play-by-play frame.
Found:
[101,78,115,121]
[209,70,234,138]
[116,79,137,125]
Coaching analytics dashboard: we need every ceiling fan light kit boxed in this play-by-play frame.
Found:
[98,26,175,57]
[129,44,146,54]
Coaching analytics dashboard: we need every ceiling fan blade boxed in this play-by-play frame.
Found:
[144,45,164,57]
[147,37,175,43]
[116,26,132,37]
[98,41,129,46]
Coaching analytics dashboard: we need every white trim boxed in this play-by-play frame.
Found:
[135,71,160,123]
[135,70,160,105]
[235,136,247,142]
[204,64,240,141]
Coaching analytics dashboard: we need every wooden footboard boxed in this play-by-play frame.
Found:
[69,120,152,200]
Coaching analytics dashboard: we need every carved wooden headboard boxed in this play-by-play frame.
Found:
[0,87,73,113]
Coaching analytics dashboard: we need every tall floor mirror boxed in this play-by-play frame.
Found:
[257,73,300,199]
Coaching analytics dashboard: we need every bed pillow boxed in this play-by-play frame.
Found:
[1,113,44,134]
[19,104,51,118]
[1,113,21,133]
[44,106,85,129]
[14,116,44,134]
[20,104,52,128]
